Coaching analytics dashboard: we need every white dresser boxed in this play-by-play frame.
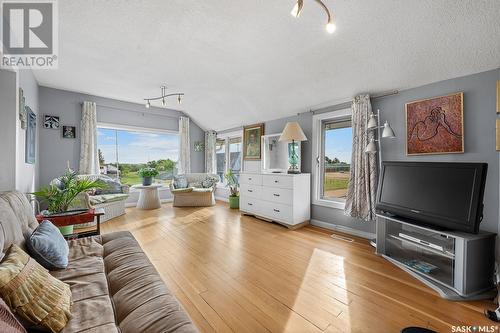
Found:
[239,172,311,229]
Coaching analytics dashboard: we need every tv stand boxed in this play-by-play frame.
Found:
[376,213,496,300]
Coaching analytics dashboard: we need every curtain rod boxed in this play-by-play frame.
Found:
[299,90,399,116]
[79,102,182,119]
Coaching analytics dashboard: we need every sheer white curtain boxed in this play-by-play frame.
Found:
[344,94,378,221]
[79,101,99,175]
[178,116,191,174]
[205,131,217,174]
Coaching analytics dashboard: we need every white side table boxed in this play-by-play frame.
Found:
[132,184,163,210]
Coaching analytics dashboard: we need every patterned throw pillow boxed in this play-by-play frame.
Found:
[174,175,188,189]
[0,244,72,333]
[26,220,69,270]
[202,177,218,188]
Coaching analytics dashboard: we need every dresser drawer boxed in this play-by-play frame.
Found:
[262,186,293,205]
[240,197,261,215]
[262,201,292,222]
[240,184,262,199]
[262,174,293,189]
[240,174,263,186]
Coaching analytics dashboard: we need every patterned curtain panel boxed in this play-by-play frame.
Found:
[344,94,378,221]
[79,101,99,175]
[205,130,217,173]
[178,116,191,174]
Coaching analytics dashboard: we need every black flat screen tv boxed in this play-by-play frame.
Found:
[376,162,488,234]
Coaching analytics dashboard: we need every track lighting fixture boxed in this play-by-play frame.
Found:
[290,0,336,34]
[144,86,185,108]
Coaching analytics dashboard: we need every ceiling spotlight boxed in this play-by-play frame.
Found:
[144,86,185,108]
[291,0,336,34]
[290,0,304,18]
[177,94,182,105]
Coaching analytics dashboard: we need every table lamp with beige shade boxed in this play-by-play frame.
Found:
[279,122,307,174]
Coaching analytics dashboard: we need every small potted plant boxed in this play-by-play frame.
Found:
[138,167,159,186]
[224,170,239,209]
[33,169,105,235]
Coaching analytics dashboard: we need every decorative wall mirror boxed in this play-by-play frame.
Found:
[261,133,301,173]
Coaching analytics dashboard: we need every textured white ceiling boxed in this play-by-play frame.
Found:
[33,0,500,131]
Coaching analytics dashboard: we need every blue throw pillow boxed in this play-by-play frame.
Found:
[26,220,69,270]
[174,175,188,189]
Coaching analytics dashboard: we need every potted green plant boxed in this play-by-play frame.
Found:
[138,167,159,186]
[33,169,105,235]
[224,170,239,209]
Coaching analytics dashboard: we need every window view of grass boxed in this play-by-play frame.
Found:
[322,123,352,200]
[97,128,179,186]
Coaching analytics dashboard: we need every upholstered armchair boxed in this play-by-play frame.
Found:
[170,173,219,207]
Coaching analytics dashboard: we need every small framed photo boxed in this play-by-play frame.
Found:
[62,126,76,139]
[43,115,60,129]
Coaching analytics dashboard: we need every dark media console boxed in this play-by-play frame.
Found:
[376,213,496,300]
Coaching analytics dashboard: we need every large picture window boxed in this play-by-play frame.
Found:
[97,125,179,186]
[312,108,352,209]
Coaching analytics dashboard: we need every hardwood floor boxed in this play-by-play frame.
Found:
[101,201,495,332]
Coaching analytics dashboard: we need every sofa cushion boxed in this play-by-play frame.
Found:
[26,220,69,270]
[95,177,123,195]
[0,244,72,333]
[173,175,188,189]
[89,193,129,205]
[0,192,39,259]
[51,232,198,333]
[171,188,194,194]
[188,181,202,188]
[202,176,218,188]
[0,298,26,333]
[192,188,213,193]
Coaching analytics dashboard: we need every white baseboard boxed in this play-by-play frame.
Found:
[310,219,375,240]
[125,198,173,208]
[215,196,229,203]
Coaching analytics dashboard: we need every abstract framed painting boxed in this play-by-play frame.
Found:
[243,123,265,160]
[405,92,464,155]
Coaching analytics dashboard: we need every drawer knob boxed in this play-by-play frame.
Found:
[248,203,253,206]
[248,178,252,180]
[273,209,280,213]
[274,180,279,183]
[273,194,280,197]
[248,189,253,192]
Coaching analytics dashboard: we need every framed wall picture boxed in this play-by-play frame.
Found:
[43,115,60,129]
[243,123,265,160]
[62,126,76,139]
[25,107,36,164]
[405,92,464,155]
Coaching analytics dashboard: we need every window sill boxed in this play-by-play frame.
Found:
[312,198,346,210]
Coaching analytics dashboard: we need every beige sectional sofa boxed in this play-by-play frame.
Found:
[0,191,198,333]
